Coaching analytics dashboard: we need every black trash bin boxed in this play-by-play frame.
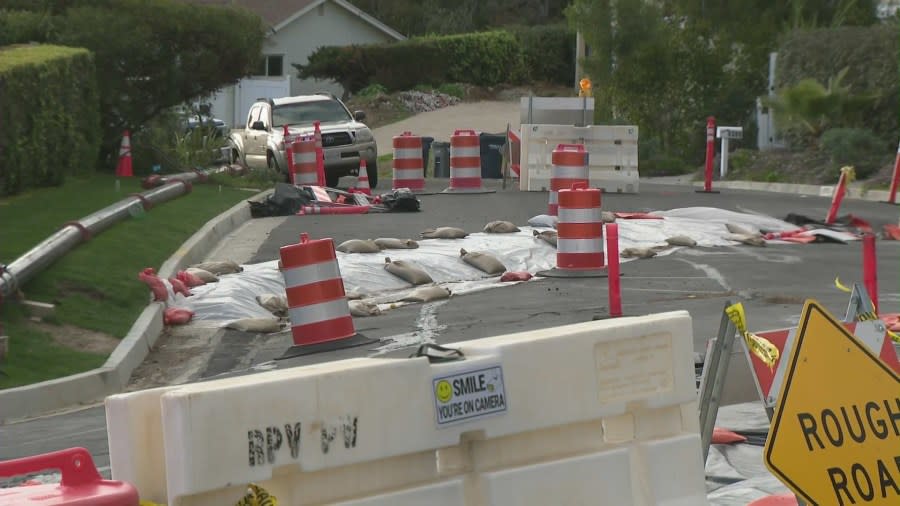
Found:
[432,141,450,178]
[479,132,506,179]
[421,136,434,177]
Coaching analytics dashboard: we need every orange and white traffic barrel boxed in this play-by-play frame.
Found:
[538,183,606,278]
[392,132,425,191]
[292,136,318,186]
[278,233,374,358]
[548,144,588,216]
[442,129,494,194]
[313,121,325,186]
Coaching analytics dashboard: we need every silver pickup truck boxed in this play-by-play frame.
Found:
[228,93,378,188]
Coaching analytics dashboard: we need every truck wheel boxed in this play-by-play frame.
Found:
[267,154,288,182]
[325,172,340,188]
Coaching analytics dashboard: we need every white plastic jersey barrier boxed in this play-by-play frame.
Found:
[106,311,706,506]
[519,124,639,194]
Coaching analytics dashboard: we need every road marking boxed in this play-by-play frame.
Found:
[371,300,448,355]
[676,259,731,291]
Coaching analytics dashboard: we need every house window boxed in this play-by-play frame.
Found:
[255,55,284,77]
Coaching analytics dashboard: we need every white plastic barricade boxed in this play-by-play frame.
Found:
[519,124,639,194]
[106,311,706,506]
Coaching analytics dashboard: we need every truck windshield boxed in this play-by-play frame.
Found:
[272,100,351,127]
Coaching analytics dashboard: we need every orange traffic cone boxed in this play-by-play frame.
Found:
[356,159,372,195]
[116,130,133,177]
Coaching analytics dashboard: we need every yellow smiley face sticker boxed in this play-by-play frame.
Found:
[435,380,452,403]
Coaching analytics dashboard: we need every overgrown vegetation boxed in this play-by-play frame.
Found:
[566,0,890,169]
[0,44,100,196]
[297,25,573,97]
[0,0,266,170]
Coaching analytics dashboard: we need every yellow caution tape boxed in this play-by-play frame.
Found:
[725,303,780,370]
[834,277,851,293]
[832,278,900,343]
[235,484,278,506]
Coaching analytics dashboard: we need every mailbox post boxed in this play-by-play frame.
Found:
[717,127,743,178]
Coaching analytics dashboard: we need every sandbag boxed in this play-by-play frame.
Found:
[374,238,419,249]
[176,270,206,287]
[500,271,533,282]
[460,248,506,275]
[725,233,766,247]
[527,214,558,228]
[168,277,192,297]
[621,247,660,259]
[601,211,617,223]
[533,229,558,247]
[164,307,194,326]
[185,267,219,283]
[483,220,520,233]
[190,260,242,275]
[226,318,283,333]
[401,286,451,303]
[337,239,381,254]
[256,294,288,317]
[349,299,382,317]
[384,257,433,285]
[138,268,168,302]
[665,235,697,247]
[420,227,468,239]
[725,223,758,235]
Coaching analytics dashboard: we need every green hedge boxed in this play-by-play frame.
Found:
[298,30,532,93]
[0,44,100,196]
[508,24,575,85]
[0,9,51,45]
[776,23,899,146]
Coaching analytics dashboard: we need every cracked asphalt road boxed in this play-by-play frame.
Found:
[3,177,899,476]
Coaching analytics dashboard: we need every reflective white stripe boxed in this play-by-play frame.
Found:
[450,146,480,157]
[282,261,341,287]
[392,148,422,159]
[552,165,587,179]
[557,238,603,253]
[295,174,318,184]
[558,208,602,223]
[548,192,558,204]
[289,298,351,324]
[450,167,480,178]
[293,152,316,163]
[394,169,423,179]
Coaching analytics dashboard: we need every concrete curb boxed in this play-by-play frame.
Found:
[0,189,272,423]
[691,180,893,203]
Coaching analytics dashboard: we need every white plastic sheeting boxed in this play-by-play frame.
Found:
[706,402,791,505]
[175,207,801,326]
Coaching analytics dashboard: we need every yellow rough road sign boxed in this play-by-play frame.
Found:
[765,300,900,505]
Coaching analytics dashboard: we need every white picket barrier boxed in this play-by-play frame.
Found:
[106,311,706,506]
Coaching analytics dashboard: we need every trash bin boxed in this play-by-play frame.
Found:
[479,132,506,179]
[432,141,450,178]
[421,136,434,177]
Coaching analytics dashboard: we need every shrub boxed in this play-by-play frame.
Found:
[436,83,465,98]
[0,44,100,196]
[357,83,387,98]
[0,9,51,45]
[820,127,889,179]
[507,24,575,85]
[777,24,898,145]
[297,31,526,94]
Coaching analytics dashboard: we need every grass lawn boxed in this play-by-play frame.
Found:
[0,172,257,388]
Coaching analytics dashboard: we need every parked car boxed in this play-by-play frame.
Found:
[228,94,378,188]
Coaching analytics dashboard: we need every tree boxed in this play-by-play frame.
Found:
[0,0,266,169]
